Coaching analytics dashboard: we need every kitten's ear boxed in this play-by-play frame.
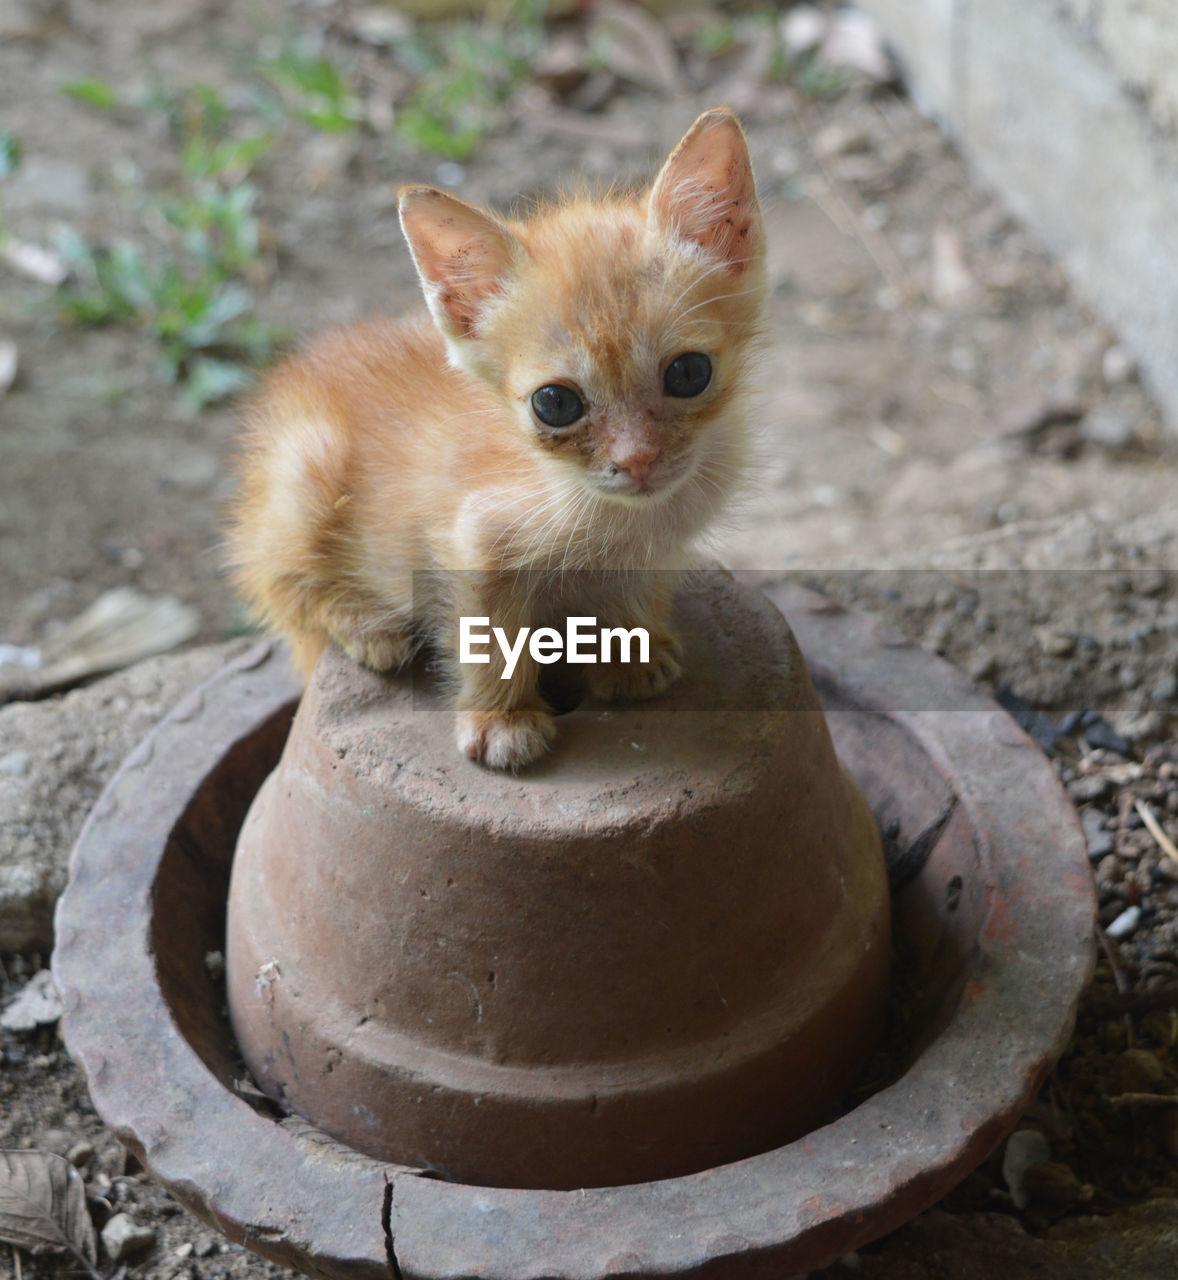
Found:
[648,108,761,276]
[398,187,520,343]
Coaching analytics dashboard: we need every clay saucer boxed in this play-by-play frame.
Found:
[52,580,1095,1280]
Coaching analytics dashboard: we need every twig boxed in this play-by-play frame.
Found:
[1047,1075,1078,1143]
[1136,798,1178,867]
[791,101,922,304]
[14,1244,22,1280]
[1108,1091,1178,1108]
[806,175,919,304]
[63,1243,103,1280]
[1091,983,1178,1017]
[1097,925,1129,991]
[1096,925,1134,1049]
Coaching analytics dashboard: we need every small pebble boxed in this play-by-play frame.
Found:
[1002,1129,1051,1209]
[1021,1161,1092,1208]
[968,653,997,681]
[0,749,30,777]
[67,1139,95,1167]
[1151,674,1177,703]
[174,1242,194,1259]
[1082,809,1115,860]
[40,1128,73,1156]
[1096,853,1123,886]
[1084,717,1134,756]
[1034,627,1075,658]
[1070,774,1111,804]
[1080,404,1136,450]
[101,1213,156,1263]
[1115,1048,1165,1093]
[1102,344,1137,385]
[1106,905,1142,939]
[1058,710,1086,735]
[1099,1019,1128,1050]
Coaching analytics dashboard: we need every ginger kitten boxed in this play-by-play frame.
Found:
[227,107,766,769]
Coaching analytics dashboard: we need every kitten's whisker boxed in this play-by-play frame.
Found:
[673,284,762,324]
[431,407,500,431]
[560,488,600,583]
[499,484,583,578]
[663,257,732,318]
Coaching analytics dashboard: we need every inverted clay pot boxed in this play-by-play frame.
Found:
[224,575,891,1189]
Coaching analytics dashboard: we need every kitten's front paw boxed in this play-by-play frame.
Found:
[334,627,413,673]
[457,707,556,771]
[590,632,683,703]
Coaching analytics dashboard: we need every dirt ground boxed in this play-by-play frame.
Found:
[2,1,1178,1277]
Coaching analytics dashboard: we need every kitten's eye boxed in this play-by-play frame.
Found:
[663,352,712,398]
[531,384,585,429]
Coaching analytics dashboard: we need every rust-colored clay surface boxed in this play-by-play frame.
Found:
[52,583,1096,1280]
[225,576,891,1188]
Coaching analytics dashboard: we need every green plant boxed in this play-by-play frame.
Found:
[0,129,20,243]
[793,54,851,99]
[0,132,19,179]
[46,1,552,407]
[692,17,740,59]
[393,0,548,161]
[56,230,275,403]
[60,77,120,109]
[55,86,285,409]
[138,80,231,139]
[257,35,363,133]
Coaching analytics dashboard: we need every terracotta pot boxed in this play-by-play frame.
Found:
[225,576,891,1188]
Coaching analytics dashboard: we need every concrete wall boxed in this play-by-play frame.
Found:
[858,0,1178,432]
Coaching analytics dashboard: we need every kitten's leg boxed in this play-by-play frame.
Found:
[588,576,683,704]
[237,570,410,682]
[449,577,555,771]
[321,599,414,673]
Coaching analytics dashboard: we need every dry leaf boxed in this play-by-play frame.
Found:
[37,586,199,671]
[589,2,682,96]
[346,5,413,45]
[533,32,590,98]
[0,238,68,286]
[0,1149,99,1275]
[931,222,976,307]
[0,970,63,1033]
[0,586,200,701]
[781,4,829,58]
[820,10,895,83]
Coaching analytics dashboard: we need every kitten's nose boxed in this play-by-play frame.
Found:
[615,455,656,485]
[610,435,661,487]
